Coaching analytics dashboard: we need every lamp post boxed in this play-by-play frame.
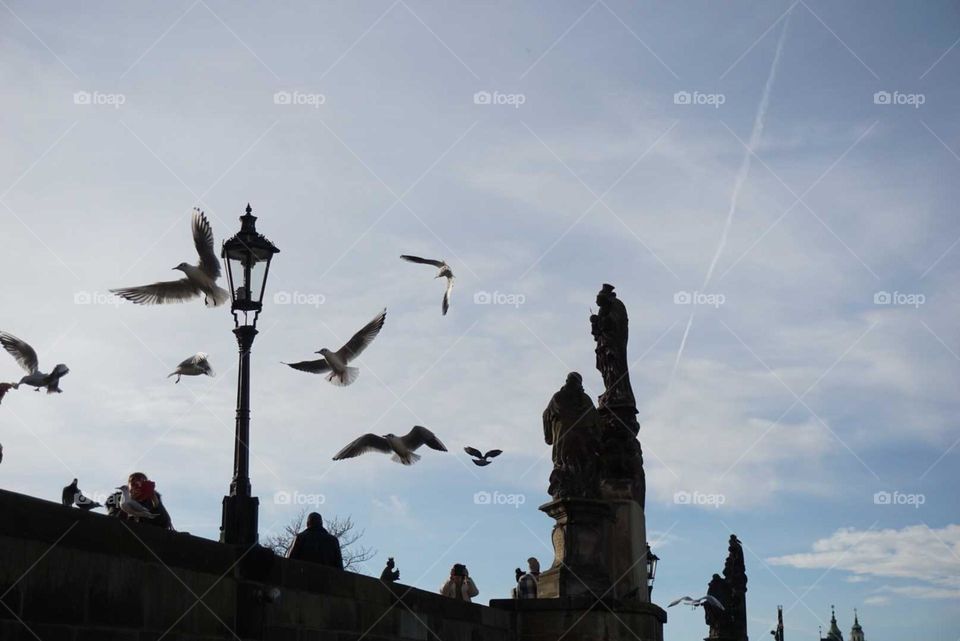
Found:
[219,204,279,546]
[646,544,659,599]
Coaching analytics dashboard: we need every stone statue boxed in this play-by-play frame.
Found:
[589,283,646,507]
[380,557,400,583]
[705,535,749,641]
[543,372,602,499]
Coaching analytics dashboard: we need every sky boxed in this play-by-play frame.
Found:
[1,1,958,639]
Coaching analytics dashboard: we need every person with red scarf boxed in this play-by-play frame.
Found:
[117,472,173,530]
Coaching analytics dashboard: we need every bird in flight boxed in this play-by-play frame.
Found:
[111,208,228,307]
[0,382,14,405]
[0,332,70,394]
[400,255,454,315]
[284,308,386,386]
[667,595,725,610]
[464,446,503,467]
[333,426,448,465]
[168,352,215,383]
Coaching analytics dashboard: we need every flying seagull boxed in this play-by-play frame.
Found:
[111,208,228,307]
[116,486,156,519]
[400,255,454,315]
[168,352,215,383]
[333,426,448,465]
[464,446,503,466]
[284,308,386,386]
[667,595,725,610]
[0,443,3,465]
[0,382,13,404]
[0,332,70,393]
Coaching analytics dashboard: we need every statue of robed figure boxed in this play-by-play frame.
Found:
[590,283,646,506]
[543,372,602,499]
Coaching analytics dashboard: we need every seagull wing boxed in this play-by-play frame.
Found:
[333,434,392,460]
[335,308,387,362]
[464,446,483,459]
[668,596,693,608]
[0,332,39,374]
[284,359,331,374]
[400,255,446,268]
[192,209,222,279]
[191,352,214,376]
[703,595,725,610]
[110,278,200,305]
[403,426,447,452]
[484,449,503,459]
[442,277,453,315]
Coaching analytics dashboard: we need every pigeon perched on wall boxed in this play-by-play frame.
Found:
[62,479,78,506]
[168,353,215,383]
[464,447,503,466]
[667,595,725,610]
[400,255,454,315]
[0,382,13,404]
[0,332,70,394]
[111,209,228,307]
[333,426,447,465]
[116,486,156,519]
[284,309,386,386]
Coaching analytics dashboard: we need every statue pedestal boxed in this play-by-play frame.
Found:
[538,498,613,598]
[601,480,649,602]
[490,597,666,641]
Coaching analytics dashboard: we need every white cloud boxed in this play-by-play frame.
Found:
[768,524,960,600]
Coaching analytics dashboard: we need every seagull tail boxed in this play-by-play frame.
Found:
[391,451,421,465]
[205,286,230,308]
[327,367,360,387]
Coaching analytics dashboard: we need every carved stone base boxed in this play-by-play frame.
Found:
[538,498,613,598]
[601,480,649,602]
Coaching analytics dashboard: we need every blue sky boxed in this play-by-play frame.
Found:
[1,1,958,639]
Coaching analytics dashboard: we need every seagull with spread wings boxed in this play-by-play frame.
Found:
[667,595,725,610]
[464,446,503,467]
[333,425,448,465]
[111,208,228,307]
[0,332,70,394]
[168,352,215,383]
[284,308,386,386]
[400,255,454,315]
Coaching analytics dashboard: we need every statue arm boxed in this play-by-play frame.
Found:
[543,407,553,445]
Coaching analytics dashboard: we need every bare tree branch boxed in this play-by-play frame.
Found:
[262,508,375,572]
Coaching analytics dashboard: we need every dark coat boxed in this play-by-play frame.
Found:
[288,525,343,570]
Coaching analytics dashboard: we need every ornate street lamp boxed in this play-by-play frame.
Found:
[219,204,279,546]
[646,544,659,599]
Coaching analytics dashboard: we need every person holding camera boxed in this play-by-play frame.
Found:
[440,563,479,602]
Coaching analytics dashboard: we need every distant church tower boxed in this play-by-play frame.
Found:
[849,609,865,641]
[820,606,844,641]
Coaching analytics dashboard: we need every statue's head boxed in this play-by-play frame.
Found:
[565,372,583,391]
[597,283,616,306]
[386,557,395,567]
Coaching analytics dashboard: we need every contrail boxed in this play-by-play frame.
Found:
[670,10,792,385]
